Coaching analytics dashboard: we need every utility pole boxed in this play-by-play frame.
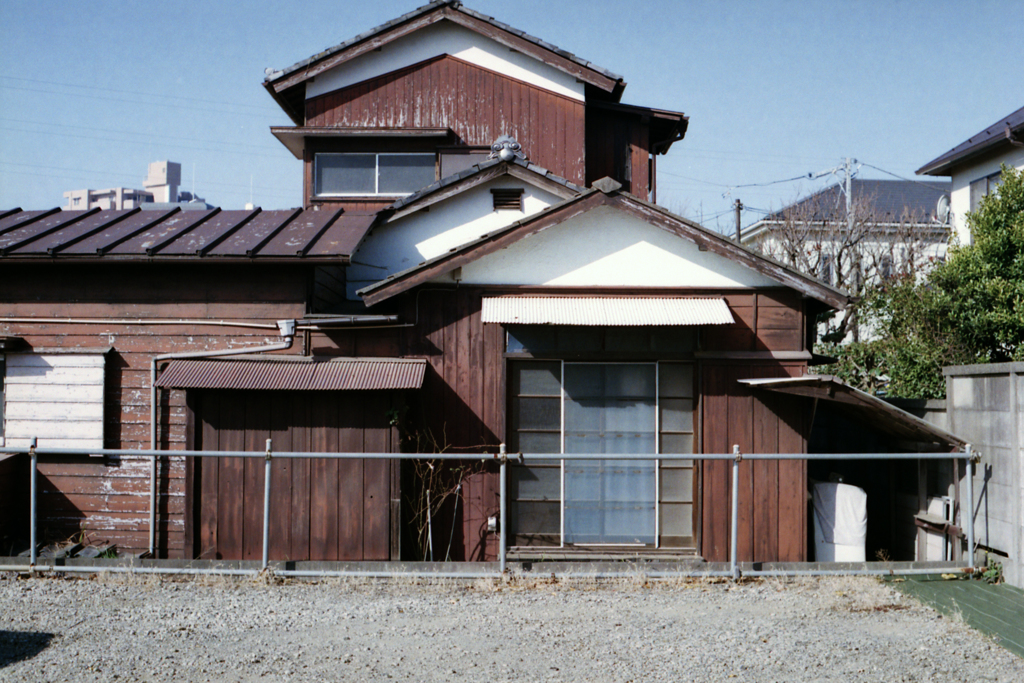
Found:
[734,199,743,243]
[845,157,854,236]
[845,157,859,342]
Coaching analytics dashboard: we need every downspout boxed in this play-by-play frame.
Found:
[147,319,297,557]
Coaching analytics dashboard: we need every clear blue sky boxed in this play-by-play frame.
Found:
[1,0,1021,233]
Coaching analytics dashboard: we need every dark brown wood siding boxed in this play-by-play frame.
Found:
[187,389,400,561]
[0,264,309,557]
[308,288,506,561]
[305,55,587,188]
[699,362,808,562]
[585,107,652,197]
[705,291,807,352]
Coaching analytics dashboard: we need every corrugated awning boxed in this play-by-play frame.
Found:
[739,375,966,451]
[481,296,734,326]
[155,357,426,391]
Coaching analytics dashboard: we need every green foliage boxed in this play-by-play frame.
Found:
[819,165,1024,398]
[979,554,1004,584]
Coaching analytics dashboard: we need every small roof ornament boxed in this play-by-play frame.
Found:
[489,135,527,162]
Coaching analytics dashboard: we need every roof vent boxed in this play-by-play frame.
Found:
[489,135,527,162]
[491,188,524,211]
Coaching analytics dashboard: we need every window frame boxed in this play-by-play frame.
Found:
[313,152,436,198]
[507,357,696,550]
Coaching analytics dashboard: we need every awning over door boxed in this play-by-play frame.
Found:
[155,357,426,391]
[481,296,734,326]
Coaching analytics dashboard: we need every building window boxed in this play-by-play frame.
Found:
[314,153,435,197]
[508,359,695,549]
[879,255,894,280]
[819,254,834,285]
[969,171,1002,211]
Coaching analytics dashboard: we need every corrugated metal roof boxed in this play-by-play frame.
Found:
[481,296,735,326]
[0,207,373,261]
[155,357,426,391]
[738,375,966,451]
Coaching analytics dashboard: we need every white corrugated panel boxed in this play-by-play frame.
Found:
[481,297,734,326]
[3,354,105,450]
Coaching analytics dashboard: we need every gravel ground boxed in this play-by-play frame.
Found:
[2,571,1022,682]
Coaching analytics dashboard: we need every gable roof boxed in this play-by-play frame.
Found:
[264,1,626,124]
[0,206,373,263]
[917,105,1024,176]
[357,181,853,310]
[381,156,583,222]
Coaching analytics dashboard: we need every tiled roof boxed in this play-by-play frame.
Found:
[759,179,950,224]
[917,105,1024,176]
[385,156,583,213]
[0,207,374,261]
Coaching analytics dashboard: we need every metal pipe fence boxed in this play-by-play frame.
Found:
[0,441,978,579]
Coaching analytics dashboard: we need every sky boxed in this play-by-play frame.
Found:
[1,0,1022,234]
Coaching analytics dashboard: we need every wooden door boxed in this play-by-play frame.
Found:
[185,390,399,562]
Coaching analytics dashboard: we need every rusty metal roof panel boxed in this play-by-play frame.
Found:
[481,296,736,326]
[0,210,96,254]
[303,212,376,258]
[155,357,427,391]
[739,375,967,451]
[206,209,301,256]
[12,209,138,255]
[154,210,256,255]
[257,207,344,257]
[0,209,59,236]
[104,210,212,255]
[64,209,182,255]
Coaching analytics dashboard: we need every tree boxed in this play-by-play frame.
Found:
[750,188,948,343]
[824,165,1024,398]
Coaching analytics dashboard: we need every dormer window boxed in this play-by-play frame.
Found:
[314,153,435,196]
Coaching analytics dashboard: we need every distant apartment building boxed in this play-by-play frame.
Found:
[63,161,208,210]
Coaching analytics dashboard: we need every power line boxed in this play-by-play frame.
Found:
[0,75,279,112]
[859,162,951,193]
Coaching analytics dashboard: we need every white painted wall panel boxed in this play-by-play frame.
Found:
[3,353,106,450]
[948,146,1024,245]
[307,22,585,101]
[452,205,781,288]
[348,178,562,297]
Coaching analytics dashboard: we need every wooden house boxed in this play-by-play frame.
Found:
[2,1,867,564]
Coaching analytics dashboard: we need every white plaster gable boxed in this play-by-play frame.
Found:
[307,21,585,102]
[440,205,781,288]
[347,177,564,298]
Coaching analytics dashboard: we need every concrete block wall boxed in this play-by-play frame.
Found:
[944,363,1024,588]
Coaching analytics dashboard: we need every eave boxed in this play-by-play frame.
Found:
[263,1,626,124]
[358,183,853,310]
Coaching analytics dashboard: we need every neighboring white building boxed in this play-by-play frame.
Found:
[63,187,153,210]
[741,179,950,342]
[63,161,208,210]
[917,105,1024,245]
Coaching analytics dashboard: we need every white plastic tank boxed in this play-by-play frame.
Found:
[812,481,867,562]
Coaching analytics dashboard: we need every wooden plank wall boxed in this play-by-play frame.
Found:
[700,362,808,562]
[305,55,587,188]
[0,264,308,557]
[188,390,398,561]
[308,288,505,560]
[585,107,651,197]
[704,291,806,353]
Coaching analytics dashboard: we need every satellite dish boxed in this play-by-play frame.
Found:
[936,195,950,224]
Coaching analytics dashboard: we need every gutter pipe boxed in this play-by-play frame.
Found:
[147,320,296,557]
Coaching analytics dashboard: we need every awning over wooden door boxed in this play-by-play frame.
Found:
[481,296,734,326]
[156,356,426,391]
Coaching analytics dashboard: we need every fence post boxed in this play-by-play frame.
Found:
[499,443,507,574]
[731,445,741,580]
[262,438,272,572]
[29,437,38,569]
[964,444,976,567]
